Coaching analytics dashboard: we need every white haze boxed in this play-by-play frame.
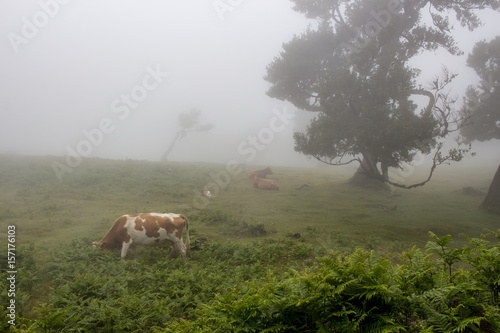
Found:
[0,1,499,169]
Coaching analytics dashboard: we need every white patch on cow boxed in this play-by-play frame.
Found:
[164,213,182,219]
[149,212,165,217]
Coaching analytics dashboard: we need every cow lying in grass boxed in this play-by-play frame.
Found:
[98,213,190,259]
[252,175,279,190]
[200,190,212,197]
[247,167,273,179]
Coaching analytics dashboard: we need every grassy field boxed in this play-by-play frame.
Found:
[0,154,497,256]
[1,154,499,331]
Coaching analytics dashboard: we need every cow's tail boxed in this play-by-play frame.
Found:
[181,214,191,257]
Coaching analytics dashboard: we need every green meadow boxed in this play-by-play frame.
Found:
[0,154,499,332]
[1,154,496,253]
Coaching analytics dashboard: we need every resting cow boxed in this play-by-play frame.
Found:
[252,175,279,190]
[99,213,190,259]
[200,190,211,197]
[247,167,273,179]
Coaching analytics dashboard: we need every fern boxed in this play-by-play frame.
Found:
[427,232,463,277]
[10,233,500,332]
[461,231,500,303]
[452,316,485,332]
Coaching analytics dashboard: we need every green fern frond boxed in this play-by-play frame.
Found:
[452,316,485,332]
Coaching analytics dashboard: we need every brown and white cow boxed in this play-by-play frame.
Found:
[200,190,212,197]
[252,175,279,190]
[247,167,273,179]
[99,213,190,259]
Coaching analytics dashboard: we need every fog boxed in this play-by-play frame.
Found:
[1,1,499,169]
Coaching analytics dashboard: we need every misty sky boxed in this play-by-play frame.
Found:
[1,1,499,168]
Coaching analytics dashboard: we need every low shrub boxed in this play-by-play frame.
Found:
[163,231,500,333]
[3,231,499,332]
[195,209,268,237]
[3,237,316,332]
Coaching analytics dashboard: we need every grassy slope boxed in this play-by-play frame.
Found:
[0,154,498,259]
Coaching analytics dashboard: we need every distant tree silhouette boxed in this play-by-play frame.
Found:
[161,109,213,162]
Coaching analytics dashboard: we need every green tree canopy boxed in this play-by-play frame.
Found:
[265,0,499,188]
[460,36,500,142]
[460,36,500,214]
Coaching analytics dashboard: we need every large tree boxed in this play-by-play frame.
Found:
[265,0,499,189]
[460,36,500,213]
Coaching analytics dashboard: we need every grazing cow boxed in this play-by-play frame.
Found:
[99,213,190,259]
[252,175,279,190]
[247,167,273,179]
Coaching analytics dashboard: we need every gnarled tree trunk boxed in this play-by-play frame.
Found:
[160,131,183,162]
[481,163,500,214]
[348,154,390,190]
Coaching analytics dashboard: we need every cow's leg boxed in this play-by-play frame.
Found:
[169,237,187,259]
[167,245,178,259]
[130,244,137,260]
[121,241,132,259]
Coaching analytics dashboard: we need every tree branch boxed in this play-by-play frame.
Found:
[384,148,442,189]
[314,155,362,166]
[410,89,435,116]
[382,143,473,189]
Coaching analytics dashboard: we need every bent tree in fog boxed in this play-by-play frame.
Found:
[265,0,500,188]
[160,109,213,162]
[460,36,500,213]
